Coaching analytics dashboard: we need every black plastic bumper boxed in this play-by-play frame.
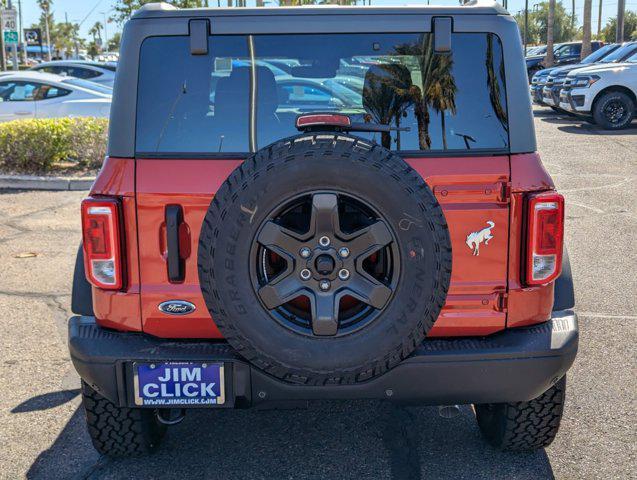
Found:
[68,310,578,408]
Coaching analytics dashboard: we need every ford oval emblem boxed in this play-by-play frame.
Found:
[158,300,196,316]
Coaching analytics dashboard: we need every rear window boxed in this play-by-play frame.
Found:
[136,33,509,155]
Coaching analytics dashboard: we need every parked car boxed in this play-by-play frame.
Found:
[526,41,604,78]
[69,2,577,458]
[543,42,637,108]
[529,42,632,107]
[29,60,116,87]
[559,50,637,129]
[525,45,546,56]
[0,71,111,122]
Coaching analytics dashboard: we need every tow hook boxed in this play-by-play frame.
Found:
[438,405,461,419]
[156,408,186,426]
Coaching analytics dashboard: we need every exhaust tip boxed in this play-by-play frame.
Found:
[156,408,186,426]
[438,405,461,419]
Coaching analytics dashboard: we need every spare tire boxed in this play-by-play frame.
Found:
[198,134,451,385]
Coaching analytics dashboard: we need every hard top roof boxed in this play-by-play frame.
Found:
[132,2,509,20]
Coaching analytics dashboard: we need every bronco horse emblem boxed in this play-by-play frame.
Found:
[465,221,495,256]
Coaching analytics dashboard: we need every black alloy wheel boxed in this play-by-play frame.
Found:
[593,91,635,130]
[251,191,399,337]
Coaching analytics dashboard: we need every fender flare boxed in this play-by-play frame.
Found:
[553,247,575,311]
[71,244,94,316]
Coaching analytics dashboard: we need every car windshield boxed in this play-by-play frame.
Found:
[137,33,510,154]
[527,46,546,55]
[626,51,637,63]
[600,43,637,63]
[62,78,112,95]
[581,44,617,64]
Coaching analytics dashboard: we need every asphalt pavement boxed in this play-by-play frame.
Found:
[0,107,635,480]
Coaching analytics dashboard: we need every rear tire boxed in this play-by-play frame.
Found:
[592,91,635,130]
[474,376,566,451]
[81,381,166,457]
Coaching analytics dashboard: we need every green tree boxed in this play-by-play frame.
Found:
[601,11,637,43]
[50,21,81,58]
[107,32,122,52]
[513,1,577,45]
[36,0,53,61]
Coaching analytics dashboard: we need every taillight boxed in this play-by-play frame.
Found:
[525,192,564,285]
[81,197,123,290]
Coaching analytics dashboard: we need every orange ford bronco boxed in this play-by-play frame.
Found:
[69,2,577,456]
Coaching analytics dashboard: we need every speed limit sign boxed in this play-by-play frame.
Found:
[1,9,18,44]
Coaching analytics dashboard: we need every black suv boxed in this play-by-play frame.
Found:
[526,41,604,78]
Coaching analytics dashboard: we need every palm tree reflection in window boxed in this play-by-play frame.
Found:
[362,34,506,152]
[362,64,421,150]
[486,34,508,133]
[393,35,457,150]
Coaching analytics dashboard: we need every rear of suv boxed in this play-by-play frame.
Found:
[69,2,578,457]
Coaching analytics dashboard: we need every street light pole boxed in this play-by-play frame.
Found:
[18,0,26,65]
[43,1,52,61]
[101,12,108,52]
[524,0,529,55]
[8,0,18,70]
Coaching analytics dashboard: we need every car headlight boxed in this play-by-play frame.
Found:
[570,75,600,88]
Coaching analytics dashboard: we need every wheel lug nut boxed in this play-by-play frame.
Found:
[318,236,331,247]
[338,269,350,280]
[299,247,312,259]
[338,247,350,258]
[300,269,312,281]
[319,280,330,291]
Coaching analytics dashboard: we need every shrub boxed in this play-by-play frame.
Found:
[0,117,108,173]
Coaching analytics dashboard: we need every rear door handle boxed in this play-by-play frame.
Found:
[14,110,32,115]
[165,205,185,282]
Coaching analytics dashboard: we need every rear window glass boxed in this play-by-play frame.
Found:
[136,33,509,155]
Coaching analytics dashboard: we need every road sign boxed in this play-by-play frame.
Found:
[24,28,42,47]
[4,31,18,44]
[1,9,18,45]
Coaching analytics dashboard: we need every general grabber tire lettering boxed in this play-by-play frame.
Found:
[474,376,567,451]
[81,381,166,456]
[198,134,452,385]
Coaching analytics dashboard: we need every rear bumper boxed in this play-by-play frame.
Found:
[69,310,578,408]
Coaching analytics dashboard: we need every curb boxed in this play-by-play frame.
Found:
[0,174,95,191]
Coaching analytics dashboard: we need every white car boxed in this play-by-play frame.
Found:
[30,60,116,87]
[0,71,111,122]
[559,51,637,129]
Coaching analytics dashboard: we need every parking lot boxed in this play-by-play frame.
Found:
[0,106,635,480]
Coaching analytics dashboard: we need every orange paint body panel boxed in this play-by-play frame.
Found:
[90,158,142,332]
[89,153,556,338]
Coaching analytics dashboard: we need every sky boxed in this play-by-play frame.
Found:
[17,0,637,43]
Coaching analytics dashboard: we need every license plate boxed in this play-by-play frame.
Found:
[133,362,225,406]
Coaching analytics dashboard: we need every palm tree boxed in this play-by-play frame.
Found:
[394,37,433,149]
[361,64,415,149]
[546,0,556,67]
[37,0,53,61]
[424,53,457,150]
[486,35,508,133]
[89,22,103,45]
[582,0,593,59]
